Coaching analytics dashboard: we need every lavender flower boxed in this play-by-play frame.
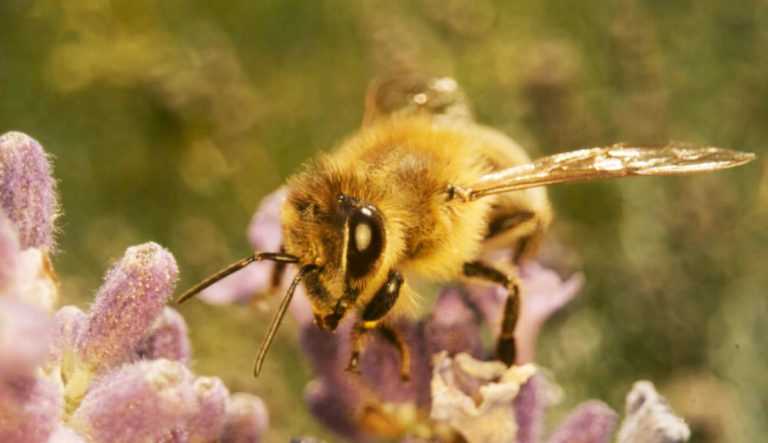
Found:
[51,305,87,362]
[185,376,230,441]
[221,393,270,443]
[0,376,61,443]
[0,131,57,251]
[77,242,178,371]
[430,352,536,443]
[70,359,197,443]
[0,131,269,443]
[135,307,192,363]
[200,188,288,305]
[0,297,54,378]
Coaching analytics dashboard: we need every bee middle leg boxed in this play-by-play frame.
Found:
[463,261,520,366]
[346,270,411,380]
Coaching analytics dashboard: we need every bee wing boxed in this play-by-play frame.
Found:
[452,144,756,201]
[363,75,472,125]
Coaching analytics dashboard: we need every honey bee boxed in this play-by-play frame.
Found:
[177,75,755,379]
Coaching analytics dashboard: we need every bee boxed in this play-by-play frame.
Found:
[177,75,755,379]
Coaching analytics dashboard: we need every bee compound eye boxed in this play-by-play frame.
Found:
[354,221,372,252]
[346,205,384,279]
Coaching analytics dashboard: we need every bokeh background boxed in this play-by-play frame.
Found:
[2,1,766,441]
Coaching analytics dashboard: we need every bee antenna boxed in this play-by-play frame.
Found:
[175,252,300,304]
[253,264,317,377]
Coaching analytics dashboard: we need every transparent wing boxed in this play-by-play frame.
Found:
[451,144,756,201]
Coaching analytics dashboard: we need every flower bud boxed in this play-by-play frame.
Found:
[186,376,229,442]
[78,242,178,370]
[135,307,191,364]
[0,132,58,250]
[220,393,269,443]
[70,359,196,443]
[0,376,61,443]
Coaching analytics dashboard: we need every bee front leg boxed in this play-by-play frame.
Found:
[345,270,410,380]
[463,261,520,366]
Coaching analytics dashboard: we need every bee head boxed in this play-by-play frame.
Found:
[282,179,388,330]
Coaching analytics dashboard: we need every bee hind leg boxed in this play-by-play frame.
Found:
[463,261,520,366]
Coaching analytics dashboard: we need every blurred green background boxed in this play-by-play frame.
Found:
[2,1,766,441]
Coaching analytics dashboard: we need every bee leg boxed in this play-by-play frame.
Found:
[269,246,289,289]
[345,270,407,378]
[378,325,412,381]
[346,322,369,374]
[463,261,520,366]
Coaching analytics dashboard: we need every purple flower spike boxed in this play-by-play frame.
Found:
[78,242,178,370]
[0,131,58,250]
[135,307,192,364]
[0,376,61,443]
[70,359,197,443]
[200,188,286,304]
[186,376,230,441]
[220,392,269,443]
[0,297,54,378]
[546,400,618,443]
[617,381,690,443]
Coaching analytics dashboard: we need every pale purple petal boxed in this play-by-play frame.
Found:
[47,425,87,443]
[78,242,178,370]
[135,307,191,363]
[514,374,548,443]
[470,262,583,363]
[51,305,86,361]
[0,297,53,378]
[246,187,286,252]
[430,352,536,443]
[617,381,690,443]
[546,400,618,443]
[220,392,269,443]
[198,260,273,305]
[0,376,61,443]
[304,378,368,443]
[70,359,197,443]
[186,376,229,441]
[0,131,58,250]
[200,188,287,304]
[426,287,484,358]
[0,214,21,290]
